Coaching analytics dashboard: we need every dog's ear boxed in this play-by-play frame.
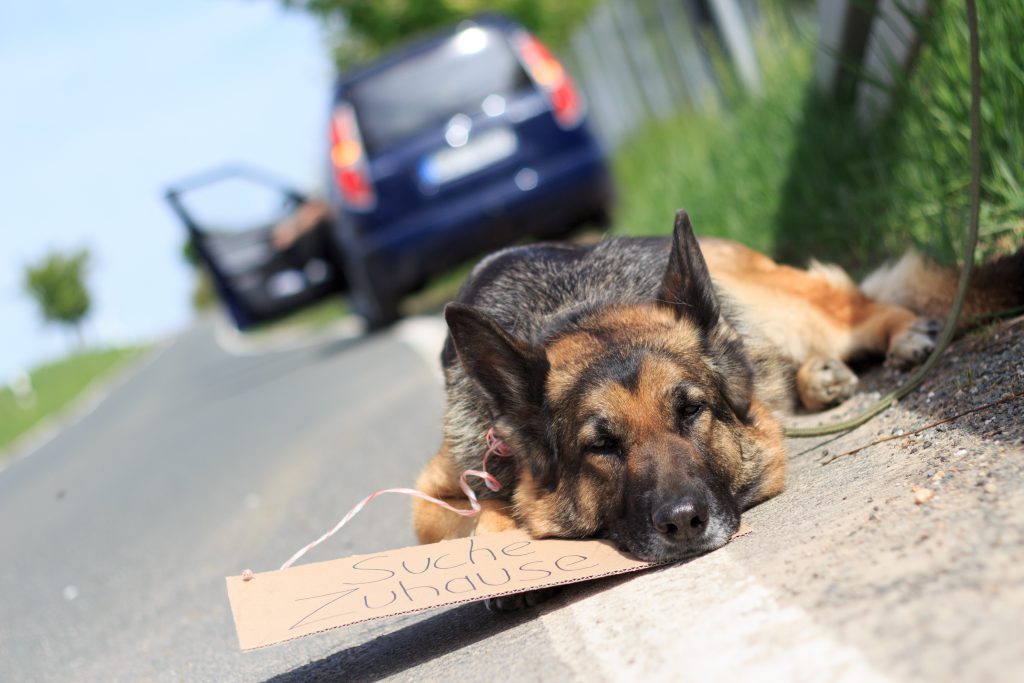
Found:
[708,330,754,423]
[444,303,546,412]
[657,209,721,330]
[658,210,753,421]
[444,303,556,484]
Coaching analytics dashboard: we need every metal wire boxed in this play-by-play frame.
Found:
[785,0,982,438]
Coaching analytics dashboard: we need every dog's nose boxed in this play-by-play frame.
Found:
[653,495,709,542]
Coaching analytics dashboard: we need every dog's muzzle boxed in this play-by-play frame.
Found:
[652,488,710,545]
[613,482,739,562]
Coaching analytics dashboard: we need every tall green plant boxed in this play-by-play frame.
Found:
[773,0,1024,267]
[23,249,92,346]
[614,1,1022,274]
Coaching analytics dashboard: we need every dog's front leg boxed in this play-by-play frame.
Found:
[474,499,519,533]
[475,499,560,612]
[413,450,522,541]
[796,356,859,411]
[413,448,477,543]
[415,449,556,611]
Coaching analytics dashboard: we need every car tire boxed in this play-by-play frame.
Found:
[331,230,401,331]
[591,206,613,229]
[349,278,400,331]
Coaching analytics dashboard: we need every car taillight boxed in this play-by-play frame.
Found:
[330,104,375,210]
[514,32,584,129]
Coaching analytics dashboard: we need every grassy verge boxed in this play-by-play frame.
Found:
[613,1,1023,275]
[238,279,467,338]
[401,263,475,318]
[0,346,146,455]
[245,297,351,337]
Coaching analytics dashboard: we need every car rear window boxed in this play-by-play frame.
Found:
[347,26,533,155]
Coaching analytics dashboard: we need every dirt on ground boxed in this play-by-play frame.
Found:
[752,314,1024,680]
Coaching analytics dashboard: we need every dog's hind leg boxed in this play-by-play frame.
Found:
[703,245,939,370]
[846,303,942,368]
[885,317,943,367]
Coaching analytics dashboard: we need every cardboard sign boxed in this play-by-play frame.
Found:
[226,531,658,650]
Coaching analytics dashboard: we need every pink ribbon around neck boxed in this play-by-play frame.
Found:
[276,428,513,571]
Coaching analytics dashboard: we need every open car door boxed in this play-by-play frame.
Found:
[165,166,347,330]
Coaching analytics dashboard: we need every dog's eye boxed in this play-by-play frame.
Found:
[678,402,704,422]
[588,435,621,456]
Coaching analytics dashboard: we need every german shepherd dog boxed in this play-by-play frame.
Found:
[413,210,1022,596]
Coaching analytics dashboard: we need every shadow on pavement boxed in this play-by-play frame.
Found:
[263,602,535,683]
[311,328,382,360]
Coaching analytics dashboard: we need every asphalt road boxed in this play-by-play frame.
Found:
[2,315,1022,682]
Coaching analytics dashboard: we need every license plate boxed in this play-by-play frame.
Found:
[420,127,517,186]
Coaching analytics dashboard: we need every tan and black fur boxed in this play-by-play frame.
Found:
[413,210,1021,585]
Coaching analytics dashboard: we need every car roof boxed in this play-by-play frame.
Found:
[332,14,520,96]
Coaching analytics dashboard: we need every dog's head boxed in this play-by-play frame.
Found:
[445,211,786,562]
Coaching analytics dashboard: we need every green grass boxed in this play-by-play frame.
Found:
[0,346,146,455]
[613,0,1023,275]
[245,296,351,337]
[240,279,466,337]
[401,262,475,318]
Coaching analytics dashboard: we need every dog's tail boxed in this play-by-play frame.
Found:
[860,248,1024,328]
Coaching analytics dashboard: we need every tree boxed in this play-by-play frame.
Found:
[281,0,599,67]
[23,248,92,346]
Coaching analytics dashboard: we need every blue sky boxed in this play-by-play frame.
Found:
[0,0,333,379]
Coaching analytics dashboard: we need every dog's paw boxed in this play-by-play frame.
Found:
[796,356,859,411]
[484,587,558,613]
[887,317,942,368]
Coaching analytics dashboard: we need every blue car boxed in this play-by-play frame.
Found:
[326,15,612,327]
[166,16,611,331]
